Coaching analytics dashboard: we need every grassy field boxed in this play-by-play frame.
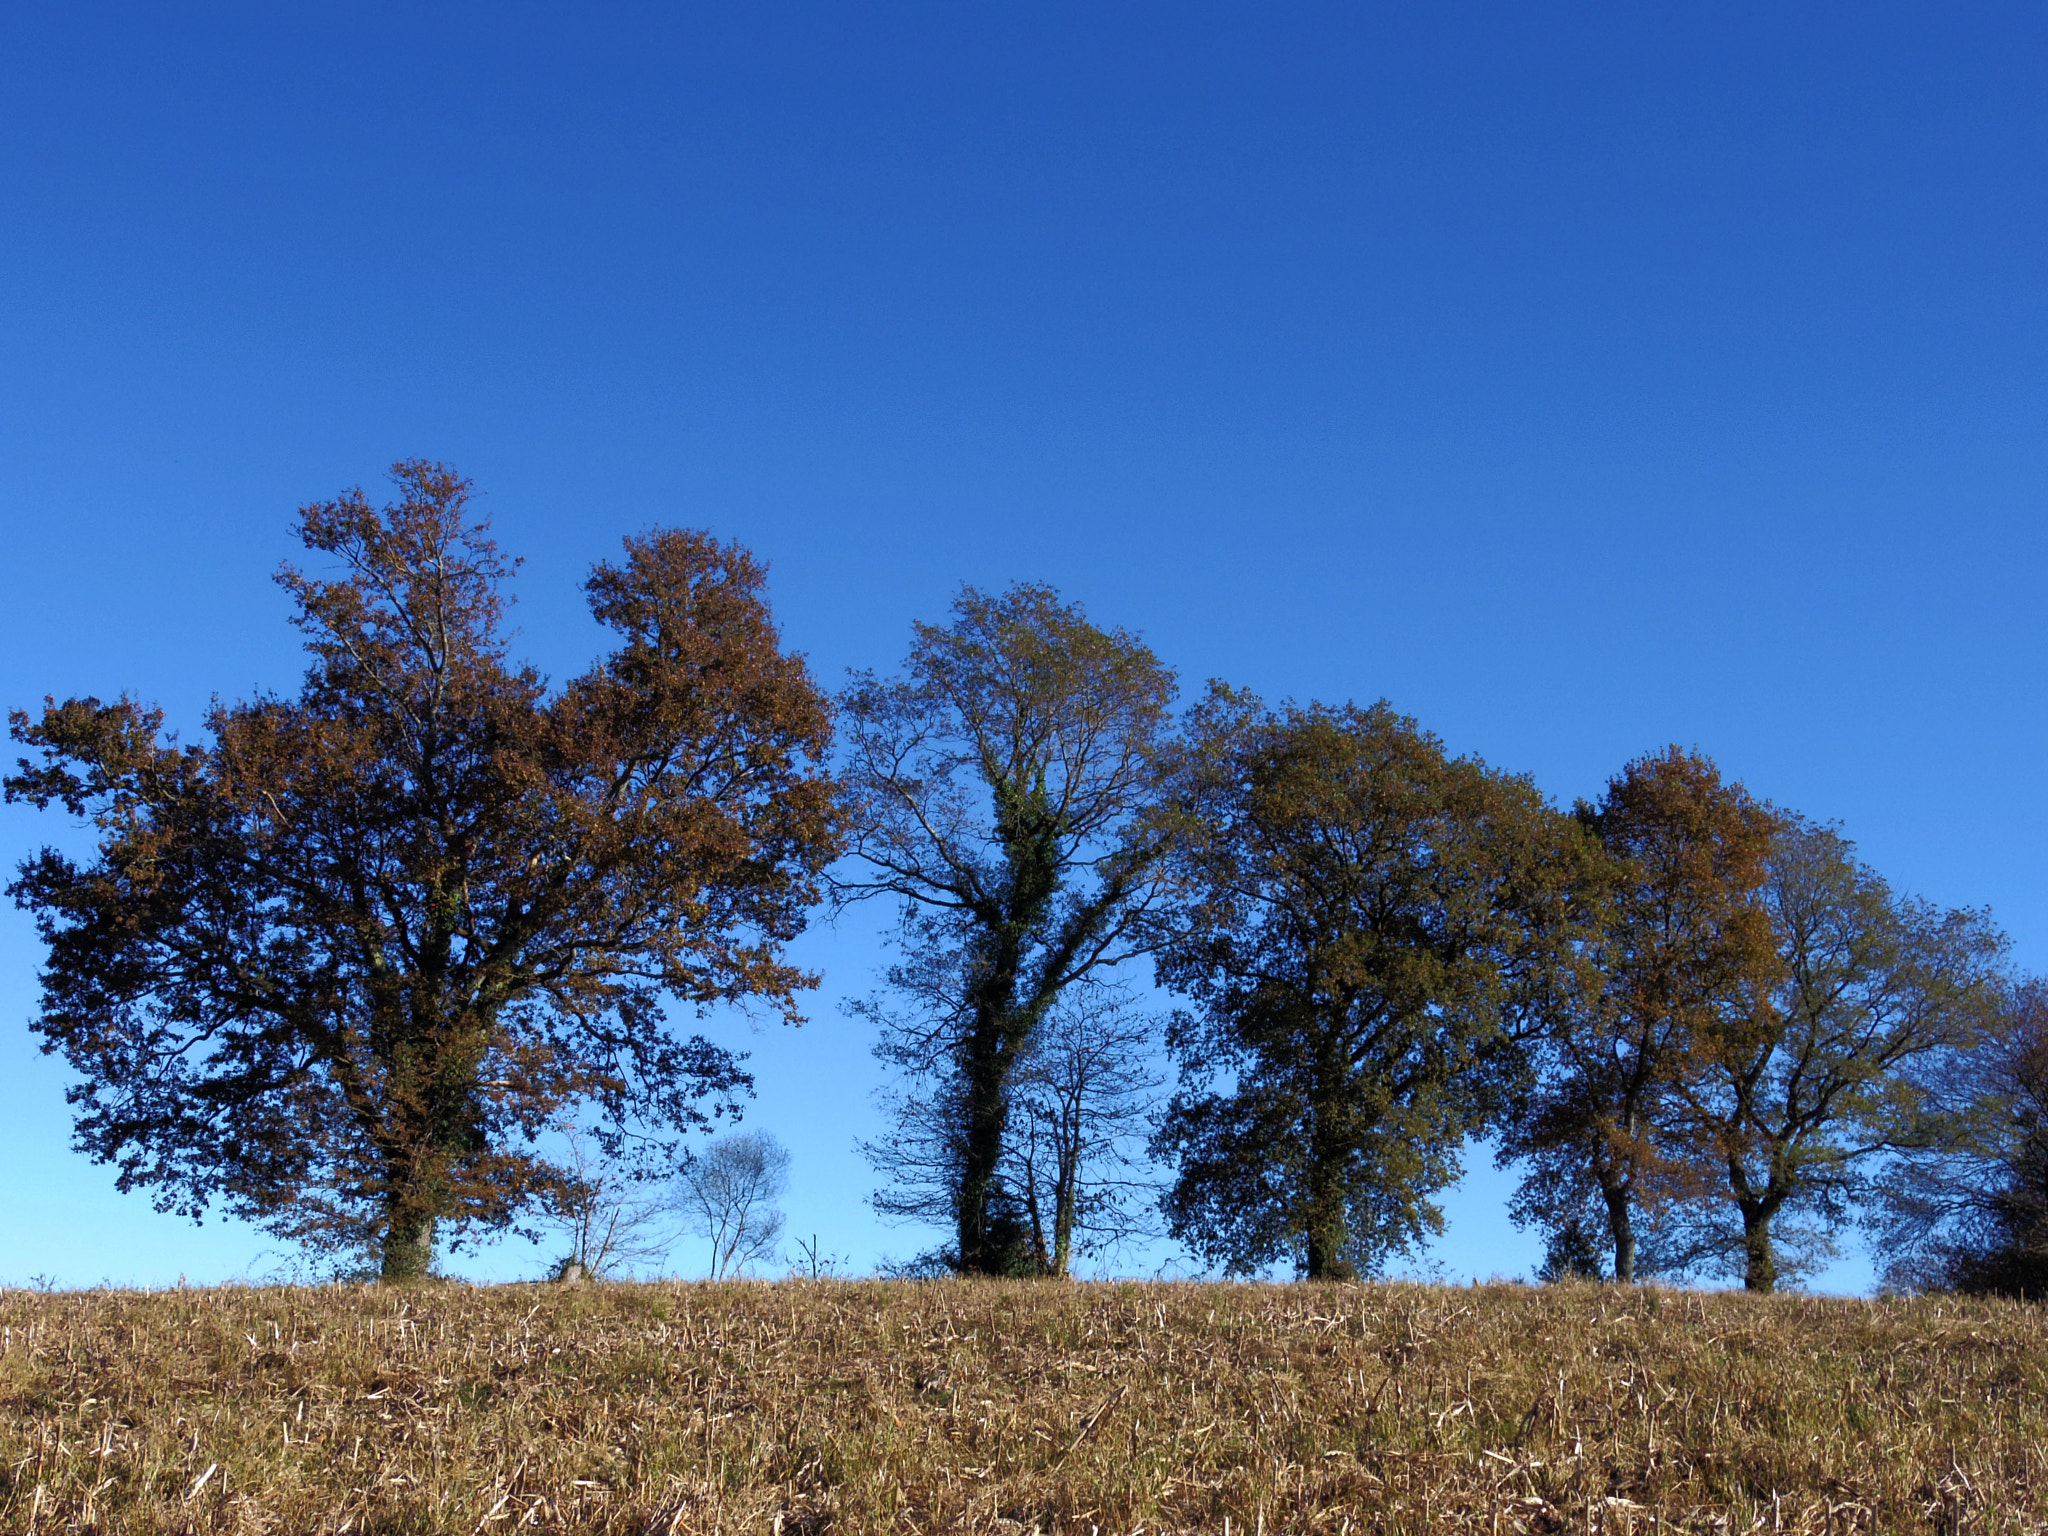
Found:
[1,1278,2043,1534]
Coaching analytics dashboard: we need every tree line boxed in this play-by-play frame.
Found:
[7,463,2041,1293]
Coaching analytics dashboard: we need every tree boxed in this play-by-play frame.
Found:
[537,1121,675,1281]
[6,462,839,1280]
[1535,1217,1609,1283]
[1869,980,2048,1296]
[1664,820,2008,1292]
[1499,748,1779,1284]
[674,1130,791,1279]
[1009,986,1164,1277]
[1153,687,1591,1280]
[838,584,1177,1274]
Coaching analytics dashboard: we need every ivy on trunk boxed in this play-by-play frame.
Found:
[840,584,1175,1277]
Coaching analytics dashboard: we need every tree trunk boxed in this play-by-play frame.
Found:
[949,778,1069,1277]
[381,1210,436,1282]
[1304,1220,1350,1280]
[1741,1202,1777,1293]
[1051,1150,1076,1280]
[956,1023,1011,1274]
[1602,1182,1638,1285]
[1021,1160,1052,1277]
[1303,1091,1350,1280]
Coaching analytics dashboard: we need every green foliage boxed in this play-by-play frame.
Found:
[1152,687,1592,1279]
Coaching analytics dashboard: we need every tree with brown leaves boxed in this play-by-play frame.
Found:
[6,462,838,1280]
[1667,819,2008,1292]
[1500,748,1781,1284]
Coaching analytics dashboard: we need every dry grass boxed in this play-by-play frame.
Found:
[2,1278,2044,1533]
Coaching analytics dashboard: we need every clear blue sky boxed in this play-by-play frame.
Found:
[2,3,2043,1290]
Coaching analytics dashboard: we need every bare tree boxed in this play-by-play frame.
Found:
[536,1122,674,1281]
[1871,979,2048,1295]
[787,1233,852,1279]
[1010,987,1165,1276]
[674,1131,791,1279]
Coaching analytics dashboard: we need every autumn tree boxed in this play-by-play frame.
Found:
[1662,819,2009,1292]
[6,462,838,1280]
[1499,748,1779,1284]
[839,584,1176,1275]
[1153,688,1592,1281]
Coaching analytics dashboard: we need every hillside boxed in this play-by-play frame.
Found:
[2,1278,2041,1533]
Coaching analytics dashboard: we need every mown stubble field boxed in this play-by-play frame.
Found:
[1,1279,2042,1533]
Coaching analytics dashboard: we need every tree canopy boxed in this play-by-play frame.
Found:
[1499,748,1780,1284]
[6,462,839,1278]
[1152,688,1592,1280]
[1666,819,2008,1291]
[4,461,2033,1297]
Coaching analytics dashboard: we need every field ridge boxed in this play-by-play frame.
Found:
[3,1279,2042,1532]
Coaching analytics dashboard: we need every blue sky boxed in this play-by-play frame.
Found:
[2,3,2043,1289]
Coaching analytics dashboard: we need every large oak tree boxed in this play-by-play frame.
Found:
[6,463,838,1278]
[1153,688,1592,1280]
